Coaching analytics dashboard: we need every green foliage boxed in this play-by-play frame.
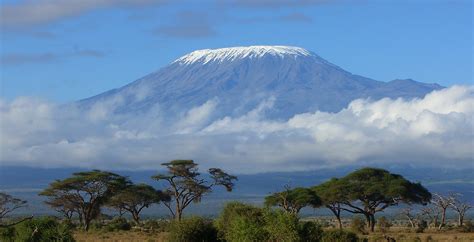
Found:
[321,229,358,242]
[226,215,268,242]
[299,221,323,242]
[152,160,237,220]
[265,187,322,214]
[9,217,75,242]
[350,216,366,234]
[377,216,392,233]
[214,202,266,241]
[216,202,324,242]
[168,216,217,242]
[107,183,170,223]
[341,168,432,205]
[263,210,300,242]
[0,226,15,242]
[104,217,131,232]
[40,170,130,230]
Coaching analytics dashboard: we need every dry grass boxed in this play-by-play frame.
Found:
[363,231,474,242]
[74,231,168,242]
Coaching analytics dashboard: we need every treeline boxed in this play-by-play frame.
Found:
[0,161,473,241]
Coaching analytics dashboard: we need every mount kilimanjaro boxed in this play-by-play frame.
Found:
[79,46,443,119]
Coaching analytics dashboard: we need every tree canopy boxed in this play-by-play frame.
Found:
[316,167,431,232]
[313,178,347,229]
[40,170,130,230]
[265,186,321,214]
[152,160,237,220]
[108,183,170,223]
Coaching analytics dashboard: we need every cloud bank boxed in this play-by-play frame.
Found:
[1,86,472,173]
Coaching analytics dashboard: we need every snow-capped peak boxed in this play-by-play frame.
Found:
[173,46,313,65]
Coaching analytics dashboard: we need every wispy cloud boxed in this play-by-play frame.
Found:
[1,49,107,66]
[0,0,164,29]
[1,86,472,173]
[153,12,217,39]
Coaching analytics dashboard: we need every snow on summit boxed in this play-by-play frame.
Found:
[80,45,443,119]
[173,46,313,65]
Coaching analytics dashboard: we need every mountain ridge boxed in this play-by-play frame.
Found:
[79,46,443,119]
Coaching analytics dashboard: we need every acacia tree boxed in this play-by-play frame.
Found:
[449,193,472,226]
[265,185,321,214]
[0,192,31,228]
[431,193,455,229]
[40,170,130,231]
[401,207,419,228]
[152,160,237,221]
[313,178,347,229]
[107,183,170,224]
[44,196,80,220]
[420,206,441,229]
[337,168,431,232]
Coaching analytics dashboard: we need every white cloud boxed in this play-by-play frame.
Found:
[0,0,162,28]
[0,86,472,173]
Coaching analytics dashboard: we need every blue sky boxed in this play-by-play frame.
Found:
[1,0,472,102]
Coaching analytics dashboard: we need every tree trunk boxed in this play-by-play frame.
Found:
[328,206,342,229]
[459,214,464,226]
[336,216,342,230]
[132,211,140,224]
[439,208,446,229]
[369,214,376,232]
[84,219,90,231]
[364,213,371,232]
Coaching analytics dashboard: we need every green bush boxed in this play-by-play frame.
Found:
[321,229,358,242]
[350,216,366,234]
[227,215,269,242]
[104,217,131,232]
[11,217,75,242]
[215,202,267,241]
[0,226,15,242]
[299,221,323,242]
[263,210,300,242]
[168,217,217,242]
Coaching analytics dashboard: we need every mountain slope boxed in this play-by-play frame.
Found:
[79,46,443,119]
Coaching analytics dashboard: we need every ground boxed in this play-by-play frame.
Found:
[74,230,474,242]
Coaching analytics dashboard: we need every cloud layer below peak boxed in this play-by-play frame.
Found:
[1,86,472,173]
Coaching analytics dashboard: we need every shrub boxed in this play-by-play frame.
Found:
[350,216,366,234]
[263,210,300,242]
[142,219,171,232]
[104,217,131,232]
[168,216,217,242]
[88,220,103,231]
[299,221,323,242]
[377,216,392,233]
[215,202,267,241]
[0,226,15,242]
[13,217,75,242]
[321,229,358,242]
[416,220,427,233]
[460,220,474,233]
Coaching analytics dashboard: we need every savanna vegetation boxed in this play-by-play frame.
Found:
[1,162,473,242]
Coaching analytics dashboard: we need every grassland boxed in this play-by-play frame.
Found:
[74,229,474,242]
